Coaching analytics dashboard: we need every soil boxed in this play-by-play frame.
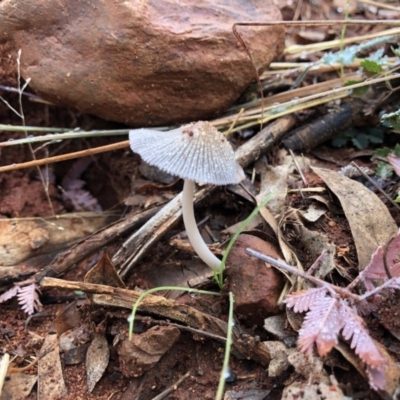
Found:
[1,3,400,400]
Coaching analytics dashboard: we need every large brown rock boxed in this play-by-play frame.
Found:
[0,0,284,126]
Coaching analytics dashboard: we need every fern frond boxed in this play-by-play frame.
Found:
[340,301,386,369]
[16,283,42,315]
[0,285,19,303]
[366,365,386,391]
[297,296,342,357]
[284,287,328,313]
[360,229,400,290]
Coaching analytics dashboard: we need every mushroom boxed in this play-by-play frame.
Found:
[129,121,245,271]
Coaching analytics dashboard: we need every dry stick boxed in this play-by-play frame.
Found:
[33,206,162,283]
[151,371,191,400]
[15,51,55,215]
[0,140,130,173]
[234,19,400,29]
[113,115,297,277]
[245,248,360,301]
[359,0,400,12]
[41,277,271,366]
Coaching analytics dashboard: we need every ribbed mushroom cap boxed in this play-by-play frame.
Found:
[129,121,244,185]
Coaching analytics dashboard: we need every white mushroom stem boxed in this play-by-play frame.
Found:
[182,180,222,271]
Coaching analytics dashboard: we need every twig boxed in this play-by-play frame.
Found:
[0,141,130,173]
[245,248,359,301]
[150,371,191,400]
[15,50,55,215]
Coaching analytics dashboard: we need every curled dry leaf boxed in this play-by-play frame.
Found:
[311,166,397,270]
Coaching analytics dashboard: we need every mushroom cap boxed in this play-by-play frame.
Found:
[129,121,244,185]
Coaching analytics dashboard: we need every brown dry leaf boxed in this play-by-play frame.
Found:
[53,301,81,337]
[1,372,37,400]
[84,251,126,288]
[0,213,114,266]
[38,334,67,399]
[257,164,289,215]
[296,224,336,277]
[298,202,327,222]
[86,332,110,393]
[118,326,180,378]
[335,340,400,397]
[312,167,397,270]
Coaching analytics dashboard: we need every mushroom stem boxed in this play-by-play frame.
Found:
[182,180,222,271]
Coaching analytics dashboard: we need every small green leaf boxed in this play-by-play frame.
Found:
[365,128,384,144]
[381,109,400,131]
[352,133,369,149]
[344,80,369,97]
[374,147,392,158]
[391,46,400,58]
[360,59,382,73]
[375,161,393,179]
[331,137,348,148]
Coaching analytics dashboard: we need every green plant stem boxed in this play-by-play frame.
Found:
[128,286,220,339]
[215,291,234,400]
[215,192,275,287]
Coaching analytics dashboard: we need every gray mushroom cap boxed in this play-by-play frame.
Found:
[129,121,245,185]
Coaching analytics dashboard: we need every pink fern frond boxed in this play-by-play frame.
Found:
[0,285,20,303]
[388,153,400,177]
[360,246,387,290]
[384,228,400,277]
[360,229,400,290]
[16,283,42,315]
[340,301,386,369]
[297,297,342,357]
[366,365,386,391]
[284,287,328,313]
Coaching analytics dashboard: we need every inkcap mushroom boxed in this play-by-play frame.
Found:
[129,121,245,271]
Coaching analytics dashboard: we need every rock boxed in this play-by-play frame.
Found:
[0,0,284,126]
[226,234,285,326]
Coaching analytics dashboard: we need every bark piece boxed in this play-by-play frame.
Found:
[38,334,67,399]
[1,372,37,400]
[0,0,284,126]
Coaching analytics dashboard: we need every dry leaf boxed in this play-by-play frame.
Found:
[312,167,397,270]
[84,251,126,288]
[86,332,110,393]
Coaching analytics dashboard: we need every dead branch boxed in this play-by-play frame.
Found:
[41,277,271,366]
